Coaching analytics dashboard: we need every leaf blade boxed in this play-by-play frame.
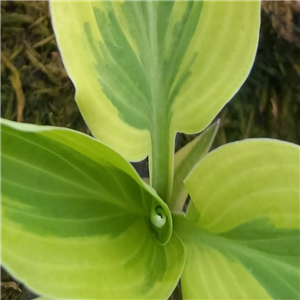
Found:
[170,120,219,212]
[1,119,184,299]
[185,139,299,232]
[50,1,260,201]
[174,139,300,299]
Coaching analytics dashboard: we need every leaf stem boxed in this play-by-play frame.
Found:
[150,119,174,202]
[147,2,174,202]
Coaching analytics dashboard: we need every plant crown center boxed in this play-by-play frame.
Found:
[151,205,167,229]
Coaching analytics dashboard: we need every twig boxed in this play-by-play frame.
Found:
[29,15,47,29]
[33,34,55,49]
[25,44,57,83]
[9,44,25,61]
[1,13,34,26]
[1,281,22,292]
[1,53,25,122]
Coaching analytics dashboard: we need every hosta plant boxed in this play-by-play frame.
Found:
[1,1,299,299]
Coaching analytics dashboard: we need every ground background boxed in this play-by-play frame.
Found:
[1,1,300,300]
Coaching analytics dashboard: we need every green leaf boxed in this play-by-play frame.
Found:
[174,140,300,299]
[50,1,260,201]
[1,119,185,300]
[170,120,219,212]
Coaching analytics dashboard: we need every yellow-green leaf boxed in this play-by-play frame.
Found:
[1,119,185,300]
[174,139,300,299]
[170,120,219,212]
[50,1,260,201]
